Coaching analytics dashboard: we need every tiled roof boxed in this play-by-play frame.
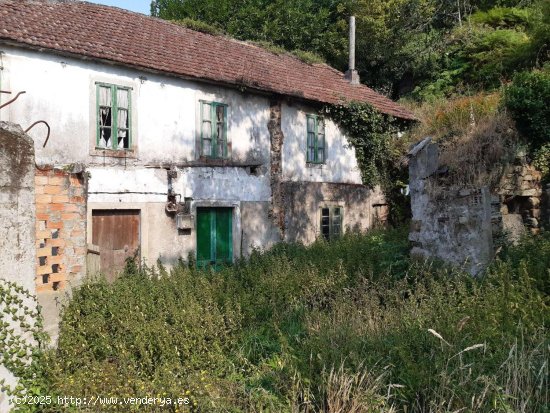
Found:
[0,0,416,120]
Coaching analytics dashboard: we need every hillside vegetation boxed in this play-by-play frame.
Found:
[32,229,549,412]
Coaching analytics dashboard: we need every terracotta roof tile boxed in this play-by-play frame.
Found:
[0,0,416,120]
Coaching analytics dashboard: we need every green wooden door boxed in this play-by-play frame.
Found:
[196,208,233,269]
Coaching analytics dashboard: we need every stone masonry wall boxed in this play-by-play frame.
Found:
[35,168,87,293]
[498,162,543,236]
[268,99,285,239]
[408,138,494,275]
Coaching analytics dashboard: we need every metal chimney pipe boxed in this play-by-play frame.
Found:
[345,16,360,85]
[349,15,356,71]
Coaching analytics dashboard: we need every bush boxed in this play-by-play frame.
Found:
[504,69,550,149]
[44,229,549,412]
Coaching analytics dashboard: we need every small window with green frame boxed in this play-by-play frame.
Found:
[320,206,342,240]
[200,101,228,158]
[306,114,326,164]
[96,83,132,150]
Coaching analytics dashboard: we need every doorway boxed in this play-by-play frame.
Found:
[92,209,140,281]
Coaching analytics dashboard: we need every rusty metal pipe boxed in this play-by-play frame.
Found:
[25,120,51,148]
[0,91,26,110]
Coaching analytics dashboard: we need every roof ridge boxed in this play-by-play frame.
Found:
[0,0,416,120]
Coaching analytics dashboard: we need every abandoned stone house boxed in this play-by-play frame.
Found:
[0,0,414,322]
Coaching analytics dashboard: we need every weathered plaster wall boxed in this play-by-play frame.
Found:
[281,101,363,184]
[408,139,494,275]
[0,123,36,411]
[241,201,281,254]
[2,45,384,271]
[282,182,384,245]
[0,47,271,167]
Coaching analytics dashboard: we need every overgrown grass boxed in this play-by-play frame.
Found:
[38,228,549,412]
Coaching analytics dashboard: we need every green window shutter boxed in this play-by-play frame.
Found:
[307,115,316,163]
[317,118,325,163]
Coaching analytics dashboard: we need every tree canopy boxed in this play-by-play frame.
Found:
[151,0,548,100]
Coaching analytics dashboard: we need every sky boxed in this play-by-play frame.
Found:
[90,0,151,15]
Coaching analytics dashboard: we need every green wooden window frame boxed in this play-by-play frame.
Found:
[96,83,132,150]
[200,101,228,158]
[320,206,342,240]
[306,114,326,164]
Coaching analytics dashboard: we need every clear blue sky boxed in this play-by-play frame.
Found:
[90,0,151,15]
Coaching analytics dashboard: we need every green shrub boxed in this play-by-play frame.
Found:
[44,229,549,412]
[504,69,550,149]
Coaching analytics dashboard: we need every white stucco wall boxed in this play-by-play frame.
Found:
[281,102,363,184]
[0,47,271,167]
[1,45,370,266]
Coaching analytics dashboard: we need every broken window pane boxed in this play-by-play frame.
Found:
[98,86,112,148]
[117,108,129,149]
[97,84,131,150]
[216,105,224,123]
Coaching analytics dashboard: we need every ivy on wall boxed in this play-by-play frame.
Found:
[0,280,48,410]
[322,101,410,188]
[322,101,414,224]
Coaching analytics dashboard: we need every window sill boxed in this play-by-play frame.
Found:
[196,157,232,166]
[306,162,325,169]
[91,148,136,159]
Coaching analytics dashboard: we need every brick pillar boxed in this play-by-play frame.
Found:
[35,168,87,293]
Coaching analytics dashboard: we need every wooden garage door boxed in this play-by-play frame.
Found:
[92,210,140,281]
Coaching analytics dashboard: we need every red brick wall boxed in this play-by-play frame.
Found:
[35,168,87,293]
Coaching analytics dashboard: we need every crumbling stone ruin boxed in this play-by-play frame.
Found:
[408,137,548,275]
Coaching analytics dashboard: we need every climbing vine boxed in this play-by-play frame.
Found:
[322,102,406,188]
[322,101,414,223]
[0,279,49,411]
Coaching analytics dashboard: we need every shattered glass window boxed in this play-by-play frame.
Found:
[98,86,112,148]
[96,84,131,150]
